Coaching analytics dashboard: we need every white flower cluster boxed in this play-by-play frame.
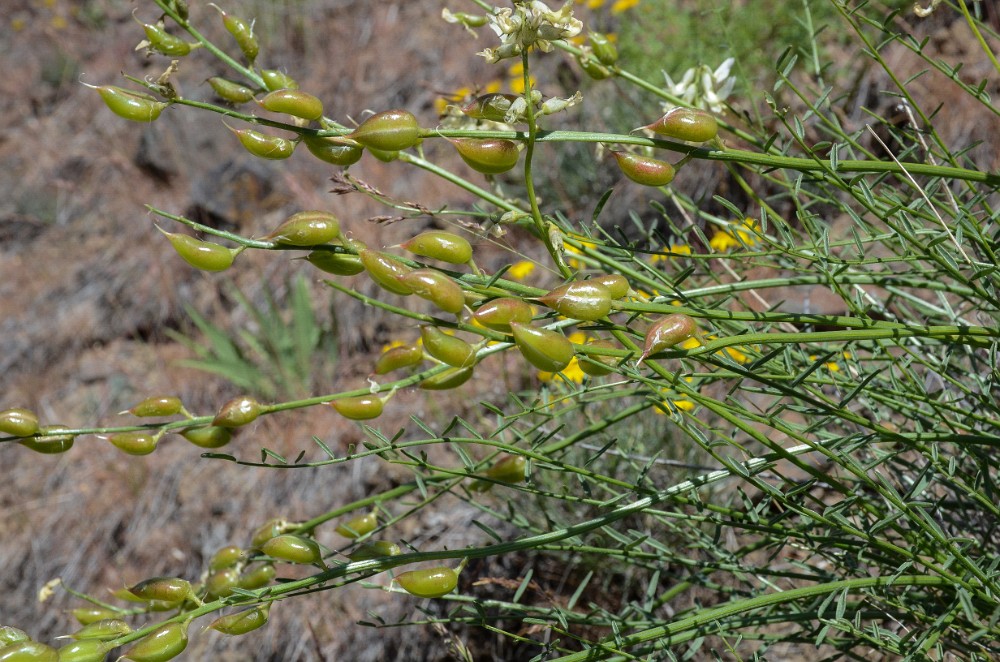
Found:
[477,1,583,63]
[663,58,736,114]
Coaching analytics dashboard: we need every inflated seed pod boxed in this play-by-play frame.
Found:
[19,426,74,454]
[395,567,458,598]
[486,454,527,483]
[348,540,401,561]
[305,250,365,276]
[110,588,148,604]
[639,313,697,363]
[420,326,476,368]
[204,568,240,599]
[0,627,28,646]
[127,395,182,418]
[56,639,113,662]
[473,298,534,332]
[302,136,363,166]
[400,231,473,264]
[642,107,719,143]
[94,86,167,122]
[127,577,192,604]
[181,425,232,449]
[208,604,270,636]
[238,563,276,590]
[589,31,618,66]
[612,151,675,187]
[261,534,323,565]
[536,281,613,321]
[451,138,519,175]
[0,641,58,661]
[349,109,421,151]
[229,126,296,160]
[374,344,423,375]
[331,395,384,421]
[250,518,290,548]
[158,229,237,272]
[510,323,574,373]
[121,622,187,662]
[335,511,377,539]
[577,54,612,80]
[588,274,629,300]
[260,70,298,91]
[207,77,255,104]
[461,93,518,122]
[366,147,399,162]
[359,249,413,295]
[71,607,118,627]
[212,396,262,428]
[400,269,465,314]
[578,339,618,377]
[264,210,339,246]
[141,22,193,56]
[215,7,258,61]
[419,366,474,390]
[208,546,244,571]
[108,431,158,456]
[259,89,323,121]
[0,408,40,437]
[70,619,131,641]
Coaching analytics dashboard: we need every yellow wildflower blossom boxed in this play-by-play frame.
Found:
[649,244,692,264]
[538,332,588,383]
[679,336,751,364]
[653,376,695,414]
[809,354,842,372]
[611,0,640,13]
[709,218,760,252]
[508,260,536,281]
[508,61,537,94]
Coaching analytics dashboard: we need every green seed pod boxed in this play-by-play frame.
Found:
[229,126,296,160]
[238,563,276,590]
[347,540,402,561]
[110,588,148,604]
[127,577,192,604]
[56,639,113,662]
[486,454,527,483]
[588,274,629,300]
[589,32,618,66]
[612,151,675,187]
[302,136,363,166]
[335,511,378,539]
[70,607,118,627]
[94,86,167,123]
[259,89,323,121]
[127,395,183,418]
[180,426,232,449]
[330,395,384,421]
[576,54,612,80]
[473,298,534,333]
[204,568,240,599]
[261,534,323,565]
[0,408,40,437]
[19,426,74,454]
[451,138,519,175]
[207,77,255,104]
[537,281,613,321]
[420,326,476,368]
[395,567,458,599]
[366,147,400,162]
[209,545,245,571]
[69,619,131,641]
[250,518,290,548]
[419,366,474,390]
[461,93,519,122]
[639,313,698,363]
[216,8,259,62]
[260,70,298,91]
[108,431,158,456]
[374,344,423,375]
[510,323,574,373]
[158,228,237,272]
[0,628,28,647]
[400,269,465,315]
[359,249,413,295]
[211,396,262,428]
[400,231,473,264]
[141,23,193,56]
[578,339,618,377]
[0,641,58,661]
[305,250,365,275]
[121,622,187,662]
[208,604,270,636]
[642,107,719,143]
[265,210,339,246]
[349,109,421,152]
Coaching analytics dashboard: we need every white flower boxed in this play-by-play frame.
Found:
[478,1,582,63]
[663,57,736,113]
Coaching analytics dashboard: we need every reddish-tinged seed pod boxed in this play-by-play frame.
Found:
[238,563,276,590]
[181,425,232,449]
[537,281,613,321]
[589,31,618,66]
[348,540,402,561]
[127,395,183,417]
[461,93,519,122]
[612,151,675,187]
[588,274,629,300]
[212,396,262,428]
[214,7,259,62]
[0,641,58,661]
[259,89,324,121]
[349,109,421,152]
[640,313,698,363]
[108,431,158,456]
[209,545,245,571]
[127,577,192,604]
[261,69,298,91]
[374,344,423,375]
[70,619,132,641]
[250,518,289,548]
[207,77,255,104]
[400,269,465,314]
[331,395,384,421]
[359,249,413,295]
[0,627,28,646]
[229,126,296,160]
[141,22,194,56]
[420,326,476,368]
[642,107,719,143]
[419,366,474,390]
[302,136,363,166]
[395,567,459,598]
[0,408,40,437]
[451,138,519,175]
[261,534,323,565]
[20,425,74,454]
[400,231,473,264]
[94,85,167,122]
[577,54,612,80]
[265,210,339,246]
[335,511,378,539]
[71,607,118,626]
[305,250,365,276]
[158,228,237,272]
[578,339,618,377]
[208,604,271,636]
[121,622,187,662]
[473,298,534,332]
[510,323,574,373]
[205,568,239,599]
[56,639,113,662]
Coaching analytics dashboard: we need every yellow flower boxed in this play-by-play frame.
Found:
[680,336,751,364]
[538,357,587,384]
[565,239,596,269]
[611,0,640,13]
[434,86,475,116]
[653,376,695,414]
[809,354,841,372]
[508,260,536,281]
[710,218,759,252]
[508,61,537,94]
[649,244,692,264]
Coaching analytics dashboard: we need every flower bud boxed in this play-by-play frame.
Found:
[400,269,465,314]
[70,607,118,626]
[208,77,255,104]
[260,69,298,91]
[0,641,58,660]
[461,93,519,122]
[238,563,276,590]
[510,323,574,373]
[228,126,296,160]
[19,425,74,454]
[419,366,474,390]
[473,298,534,332]
[69,619,131,641]
[127,577,192,603]
[331,395,384,421]
[348,540,402,561]
[158,228,238,272]
[578,339,619,377]
[121,622,187,662]
[642,107,719,143]
[265,210,339,246]
[141,22,194,56]
[258,89,324,121]
[302,136,363,166]
[56,639,113,662]
[305,250,365,276]
[640,313,697,362]
[612,151,675,187]
[359,249,414,295]
[181,425,232,449]
[127,395,183,418]
[208,604,271,636]
[536,281,613,321]
[374,344,423,375]
[0,627,28,646]
[261,534,323,565]
[108,431,158,456]
[204,568,239,599]
[93,85,167,122]
[0,408,40,437]
[450,138,519,175]
[395,567,458,598]
[214,7,258,61]
[335,511,378,539]
[589,32,618,66]
[212,396,262,428]
[400,231,473,264]
[420,326,476,368]
[349,109,421,152]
